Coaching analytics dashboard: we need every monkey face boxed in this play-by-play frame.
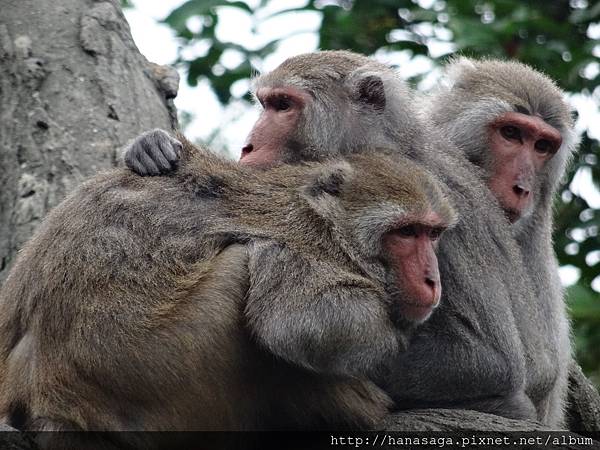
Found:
[326,154,456,324]
[487,111,562,223]
[382,218,444,324]
[240,86,312,167]
[299,153,455,326]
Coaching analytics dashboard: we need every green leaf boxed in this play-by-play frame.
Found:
[571,1,600,23]
[164,0,252,32]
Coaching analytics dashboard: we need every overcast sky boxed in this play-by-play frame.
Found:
[124,1,600,287]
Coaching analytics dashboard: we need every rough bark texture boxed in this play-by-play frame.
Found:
[567,361,600,435]
[0,0,178,283]
[383,409,544,431]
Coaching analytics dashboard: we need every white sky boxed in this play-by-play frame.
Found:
[124,0,600,288]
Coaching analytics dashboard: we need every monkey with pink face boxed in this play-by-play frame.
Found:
[247,55,578,427]
[124,51,544,422]
[125,52,581,428]
[419,57,577,426]
[0,87,458,449]
[0,49,576,437]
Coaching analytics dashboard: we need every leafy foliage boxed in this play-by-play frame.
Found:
[161,0,600,380]
[164,0,276,103]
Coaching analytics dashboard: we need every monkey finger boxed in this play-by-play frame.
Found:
[123,144,140,173]
[138,151,161,176]
[172,139,183,157]
[151,148,173,174]
[160,140,180,164]
[128,158,149,177]
[141,139,173,173]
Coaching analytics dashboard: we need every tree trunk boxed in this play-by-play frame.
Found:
[567,361,600,434]
[0,0,178,282]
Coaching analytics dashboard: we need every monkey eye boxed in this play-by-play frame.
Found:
[534,139,555,155]
[428,227,445,240]
[500,125,522,142]
[394,225,418,237]
[268,96,292,112]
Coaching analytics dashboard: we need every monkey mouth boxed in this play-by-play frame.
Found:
[400,302,437,324]
[503,207,521,224]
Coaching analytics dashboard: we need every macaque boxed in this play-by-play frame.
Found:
[0,136,455,449]
[424,57,577,426]
[124,51,537,421]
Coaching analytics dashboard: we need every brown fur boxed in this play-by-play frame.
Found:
[0,139,454,443]
[123,51,543,422]
[257,51,537,421]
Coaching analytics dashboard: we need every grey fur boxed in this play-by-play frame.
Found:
[125,51,542,422]
[255,51,539,421]
[424,57,577,427]
[123,128,182,176]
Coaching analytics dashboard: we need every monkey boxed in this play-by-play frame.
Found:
[123,50,540,421]
[421,57,578,427]
[0,135,456,447]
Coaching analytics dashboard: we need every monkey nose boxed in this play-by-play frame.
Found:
[425,276,441,306]
[425,276,436,290]
[241,144,254,157]
[512,184,530,199]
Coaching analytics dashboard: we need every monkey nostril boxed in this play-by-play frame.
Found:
[241,144,254,156]
[425,276,436,290]
[513,184,530,198]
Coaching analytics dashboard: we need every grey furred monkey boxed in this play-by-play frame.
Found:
[125,51,539,421]
[423,58,577,427]
[0,135,456,443]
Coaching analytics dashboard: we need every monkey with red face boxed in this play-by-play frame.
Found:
[487,110,563,222]
[0,130,457,446]
[422,57,577,427]
[125,51,538,421]
[125,52,406,173]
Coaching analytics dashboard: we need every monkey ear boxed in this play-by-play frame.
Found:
[304,161,352,197]
[443,56,478,89]
[349,72,386,111]
[301,161,353,217]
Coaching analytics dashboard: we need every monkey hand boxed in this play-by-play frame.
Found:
[123,128,183,176]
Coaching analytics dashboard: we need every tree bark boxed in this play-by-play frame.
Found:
[383,409,545,432]
[0,0,178,283]
[567,361,600,435]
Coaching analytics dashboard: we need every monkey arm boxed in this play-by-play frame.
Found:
[244,241,403,379]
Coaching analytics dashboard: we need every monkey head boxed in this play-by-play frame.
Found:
[302,153,457,324]
[428,57,577,224]
[241,51,420,167]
